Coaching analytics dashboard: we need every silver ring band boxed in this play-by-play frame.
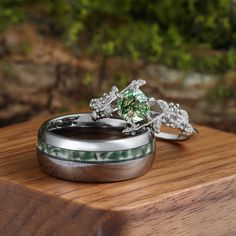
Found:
[37,151,154,183]
[155,131,188,141]
[39,113,153,151]
[37,113,156,182]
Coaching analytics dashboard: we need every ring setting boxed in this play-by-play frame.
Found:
[90,80,197,139]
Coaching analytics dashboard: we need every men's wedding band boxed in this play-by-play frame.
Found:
[37,113,156,182]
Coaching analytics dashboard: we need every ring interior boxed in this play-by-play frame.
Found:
[51,126,131,140]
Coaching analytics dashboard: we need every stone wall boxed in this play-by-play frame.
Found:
[0,25,236,133]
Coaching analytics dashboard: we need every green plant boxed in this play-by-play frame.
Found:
[1,61,16,77]
[115,72,130,88]
[82,72,93,86]
[0,0,26,32]
[1,0,236,73]
[211,86,234,99]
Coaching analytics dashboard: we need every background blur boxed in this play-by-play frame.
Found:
[0,0,236,132]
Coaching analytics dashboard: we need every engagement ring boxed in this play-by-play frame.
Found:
[90,80,198,141]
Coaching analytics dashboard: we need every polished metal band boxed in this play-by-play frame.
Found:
[155,131,189,141]
[37,152,154,182]
[38,113,153,152]
[37,113,156,182]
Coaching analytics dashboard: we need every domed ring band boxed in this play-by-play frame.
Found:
[37,113,156,182]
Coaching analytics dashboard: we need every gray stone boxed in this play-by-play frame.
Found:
[12,63,55,88]
[184,72,217,88]
[153,65,185,84]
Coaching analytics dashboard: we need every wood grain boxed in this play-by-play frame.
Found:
[1,114,236,236]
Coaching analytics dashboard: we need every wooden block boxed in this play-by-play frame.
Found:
[1,115,236,236]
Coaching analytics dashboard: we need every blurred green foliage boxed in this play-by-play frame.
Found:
[1,0,236,73]
[82,72,93,86]
[0,60,16,77]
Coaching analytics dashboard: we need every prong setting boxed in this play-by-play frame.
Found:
[90,80,197,137]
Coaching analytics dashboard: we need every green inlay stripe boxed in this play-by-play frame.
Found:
[37,140,155,163]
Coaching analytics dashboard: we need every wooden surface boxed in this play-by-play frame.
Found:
[1,115,236,236]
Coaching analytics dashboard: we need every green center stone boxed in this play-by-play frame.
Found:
[118,89,149,122]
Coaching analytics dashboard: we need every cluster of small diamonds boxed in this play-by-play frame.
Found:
[90,86,119,119]
[156,100,195,135]
[129,79,146,89]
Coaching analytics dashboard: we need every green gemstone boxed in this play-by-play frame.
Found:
[118,89,149,122]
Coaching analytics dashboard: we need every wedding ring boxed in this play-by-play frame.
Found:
[90,80,198,140]
[37,113,155,182]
